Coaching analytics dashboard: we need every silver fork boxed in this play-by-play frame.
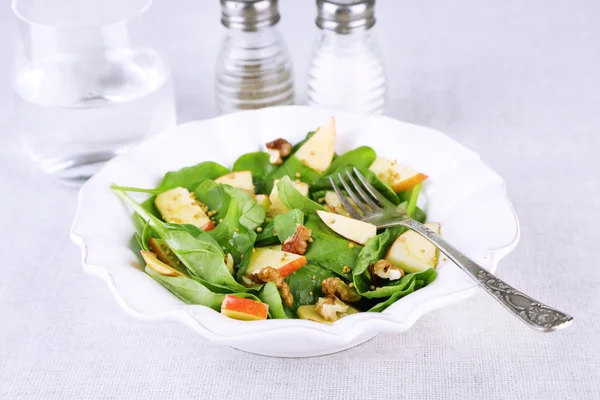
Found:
[330,167,573,332]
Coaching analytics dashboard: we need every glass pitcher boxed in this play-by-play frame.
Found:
[12,0,176,185]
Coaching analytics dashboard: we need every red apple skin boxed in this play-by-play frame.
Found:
[392,173,428,192]
[221,295,268,321]
[278,256,308,277]
[201,220,216,232]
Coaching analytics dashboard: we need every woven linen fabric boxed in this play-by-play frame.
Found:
[1,0,599,399]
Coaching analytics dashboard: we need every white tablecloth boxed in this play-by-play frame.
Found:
[1,1,599,399]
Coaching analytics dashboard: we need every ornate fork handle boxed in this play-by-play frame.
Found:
[391,218,574,332]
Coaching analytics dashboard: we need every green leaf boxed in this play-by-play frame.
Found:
[258,282,289,319]
[311,165,400,205]
[406,183,421,219]
[209,194,258,266]
[255,220,279,247]
[277,176,326,215]
[146,267,226,310]
[274,209,305,243]
[159,161,230,192]
[284,263,336,314]
[324,146,377,175]
[352,231,394,297]
[268,156,321,190]
[112,188,247,292]
[304,214,363,279]
[193,180,231,223]
[367,269,436,312]
[112,162,230,195]
[224,186,265,231]
[233,152,279,194]
[352,231,437,300]
[140,222,153,251]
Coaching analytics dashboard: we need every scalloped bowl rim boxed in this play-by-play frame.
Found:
[70,106,520,355]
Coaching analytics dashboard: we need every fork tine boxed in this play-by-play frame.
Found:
[352,167,391,207]
[329,177,361,219]
[337,173,371,215]
[344,170,382,211]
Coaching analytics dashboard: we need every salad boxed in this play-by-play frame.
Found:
[112,118,440,324]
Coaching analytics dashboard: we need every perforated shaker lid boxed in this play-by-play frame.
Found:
[316,0,375,34]
[220,0,280,31]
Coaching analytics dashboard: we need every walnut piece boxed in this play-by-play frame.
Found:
[322,277,361,303]
[372,259,404,281]
[315,295,349,321]
[281,224,312,255]
[253,266,294,306]
[266,138,292,157]
[267,149,283,165]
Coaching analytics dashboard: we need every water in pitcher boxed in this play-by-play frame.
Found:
[14,48,176,183]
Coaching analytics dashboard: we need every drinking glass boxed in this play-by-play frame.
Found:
[12,0,176,185]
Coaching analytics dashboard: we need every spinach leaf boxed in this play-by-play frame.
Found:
[258,282,290,319]
[397,201,426,224]
[255,220,279,247]
[113,188,247,292]
[146,267,226,310]
[134,233,145,252]
[353,231,436,299]
[224,186,265,231]
[368,269,436,312]
[311,165,400,205]
[274,209,305,242]
[233,152,279,194]
[353,231,392,276]
[368,280,416,312]
[111,162,230,195]
[140,222,153,251]
[304,214,363,279]
[193,180,230,222]
[405,183,421,219]
[324,146,377,175]
[277,176,326,215]
[209,194,258,266]
[159,161,230,192]
[268,156,321,189]
[284,262,336,315]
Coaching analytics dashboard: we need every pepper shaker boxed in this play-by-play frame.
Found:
[216,0,294,114]
[307,0,386,114]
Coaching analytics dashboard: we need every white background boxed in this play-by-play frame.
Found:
[1,0,599,399]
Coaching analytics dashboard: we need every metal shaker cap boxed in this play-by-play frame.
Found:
[221,0,281,31]
[316,0,375,34]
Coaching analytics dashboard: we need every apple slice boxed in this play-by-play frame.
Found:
[221,295,268,321]
[245,248,307,278]
[316,210,377,245]
[155,187,215,231]
[215,170,255,194]
[294,117,336,173]
[324,190,363,217]
[385,222,441,273]
[260,244,282,251]
[141,250,183,277]
[255,194,271,213]
[268,179,309,217]
[148,237,183,270]
[369,157,428,193]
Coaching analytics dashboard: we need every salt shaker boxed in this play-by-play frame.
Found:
[216,0,294,114]
[307,0,386,114]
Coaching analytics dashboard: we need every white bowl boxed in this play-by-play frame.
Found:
[71,106,519,357]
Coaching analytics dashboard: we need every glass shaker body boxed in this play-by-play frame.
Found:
[215,28,294,114]
[307,28,386,115]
